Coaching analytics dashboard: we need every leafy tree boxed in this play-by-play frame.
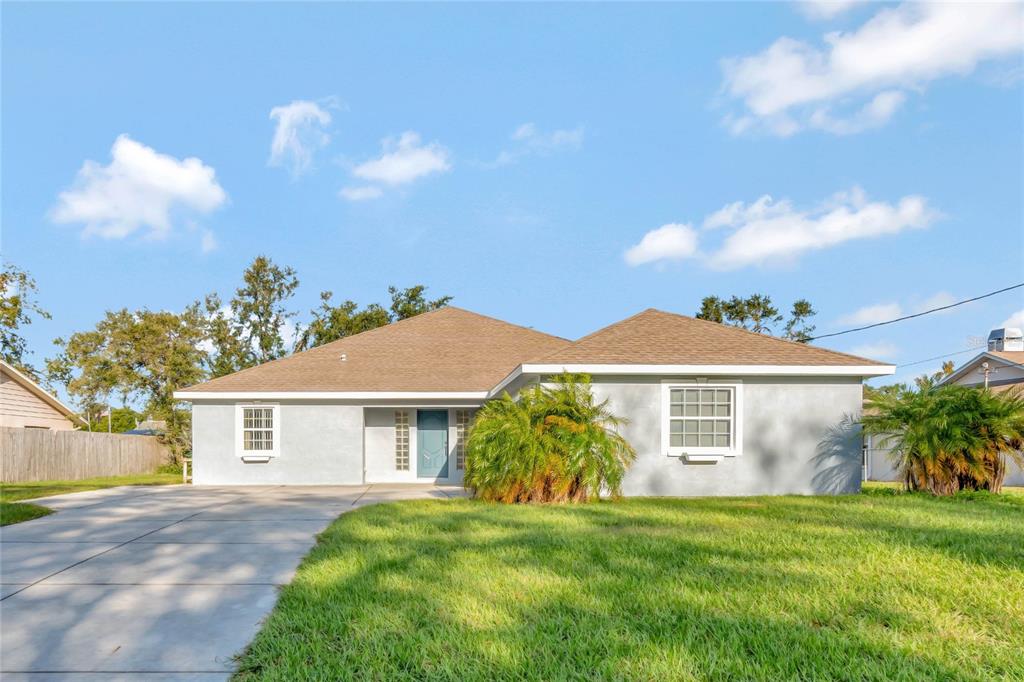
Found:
[47,305,208,462]
[294,293,390,352]
[294,285,451,352]
[46,305,208,427]
[203,293,252,379]
[204,256,299,376]
[783,299,817,342]
[862,385,1024,494]
[913,361,955,392]
[696,293,814,338]
[464,374,636,503]
[84,406,143,433]
[388,285,452,321]
[0,261,51,376]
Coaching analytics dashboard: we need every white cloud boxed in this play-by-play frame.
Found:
[268,99,333,176]
[838,291,964,326]
[200,230,218,253]
[352,132,451,186]
[51,135,227,239]
[1000,309,1024,329]
[849,341,899,360]
[916,291,957,313]
[623,223,699,267]
[722,3,1024,135]
[339,186,384,202]
[703,194,791,230]
[807,90,907,135]
[838,302,903,326]
[706,186,936,270]
[798,1,862,21]
[485,123,585,167]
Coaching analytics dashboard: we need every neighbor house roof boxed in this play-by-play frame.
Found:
[527,308,884,367]
[178,307,571,395]
[0,360,87,426]
[937,349,1024,388]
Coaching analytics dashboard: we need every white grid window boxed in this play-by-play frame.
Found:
[242,407,275,451]
[236,404,279,458]
[455,410,472,470]
[395,411,410,471]
[669,388,733,448]
[662,382,741,456]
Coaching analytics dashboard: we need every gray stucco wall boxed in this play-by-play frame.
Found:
[588,375,864,496]
[191,401,364,485]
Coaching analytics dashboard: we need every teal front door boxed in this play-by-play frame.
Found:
[417,410,449,479]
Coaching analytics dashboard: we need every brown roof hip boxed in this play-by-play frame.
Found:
[179,306,571,394]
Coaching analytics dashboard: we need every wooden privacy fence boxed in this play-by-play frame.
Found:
[0,427,170,482]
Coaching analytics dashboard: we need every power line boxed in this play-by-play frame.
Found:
[807,282,1024,342]
[895,347,981,369]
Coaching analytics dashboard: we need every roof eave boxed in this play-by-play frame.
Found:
[488,362,895,397]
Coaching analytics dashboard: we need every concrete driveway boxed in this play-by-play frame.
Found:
[0,484,466,681]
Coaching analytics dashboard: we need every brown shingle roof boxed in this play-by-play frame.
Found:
[529,308,885,366]
[182,307,571,393]
[989,350,1024,365]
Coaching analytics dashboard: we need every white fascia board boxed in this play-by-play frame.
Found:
[937,351,1024,387]
[174,391,489,401]
[936,352,988,386]
[487,366,524,398]
[517,363,896,378]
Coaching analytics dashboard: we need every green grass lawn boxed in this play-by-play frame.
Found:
[236,487,1024,681]
[0,472,181,526]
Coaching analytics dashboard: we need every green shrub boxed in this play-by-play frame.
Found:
[863,385,1024,495]
[464,373,636,503]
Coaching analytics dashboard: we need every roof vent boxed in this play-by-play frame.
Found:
[340,353,348,362]
[988,327,1023,352]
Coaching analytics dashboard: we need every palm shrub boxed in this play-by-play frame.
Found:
[862,384,1024,494]
[464,374,636,503]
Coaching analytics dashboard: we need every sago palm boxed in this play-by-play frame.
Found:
[862,384,1024,494]
[464,373,636,503]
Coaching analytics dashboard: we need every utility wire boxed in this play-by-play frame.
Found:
[896,347,982,369]
[807,282,1024,342]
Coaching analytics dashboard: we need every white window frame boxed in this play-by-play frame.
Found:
[661,380,743,458]
[235,403,280,459]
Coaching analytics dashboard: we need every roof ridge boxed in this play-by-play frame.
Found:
[643,308,885,365]
[530,308,658,361]
[533,307,886,366]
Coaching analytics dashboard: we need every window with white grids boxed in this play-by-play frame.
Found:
[395,411,410,470]
[235,404,279,458]
[662,382,742,456]
[455,409,472,470]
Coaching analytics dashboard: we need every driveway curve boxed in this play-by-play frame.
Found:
[0,484,466,681]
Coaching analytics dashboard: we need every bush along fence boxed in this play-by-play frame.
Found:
[0,427,170,482]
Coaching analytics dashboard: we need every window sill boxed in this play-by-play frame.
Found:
[667,451,738,461]
[240,455,274,463]
[682,454,725,463]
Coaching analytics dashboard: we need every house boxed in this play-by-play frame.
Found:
[864,327,1024,486]
[174,307,894,495]
[0,360,86,430]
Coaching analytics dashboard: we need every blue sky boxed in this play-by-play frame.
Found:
[3,1,1023,392]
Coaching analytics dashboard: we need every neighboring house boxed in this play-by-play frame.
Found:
[0,360,86,430]
[125,418,167,436]
[175,307,894,495]
[864,327,1024,486]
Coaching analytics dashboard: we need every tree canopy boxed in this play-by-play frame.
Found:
[294,284,452,351]
[1,261,51,377]
[696,293,817,341]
